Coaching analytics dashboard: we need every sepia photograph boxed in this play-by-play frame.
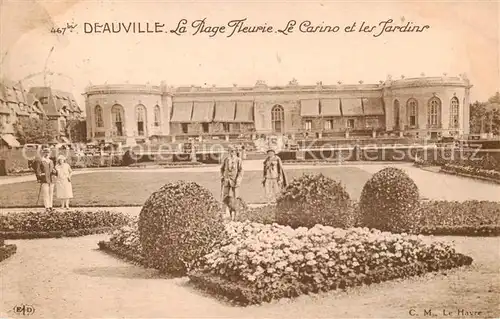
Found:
[0,0,499,318]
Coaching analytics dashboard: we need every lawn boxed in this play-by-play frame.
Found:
[0,167,371,207]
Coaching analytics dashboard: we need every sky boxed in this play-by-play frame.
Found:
[0,0,498,110]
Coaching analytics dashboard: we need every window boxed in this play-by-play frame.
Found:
[427,97,441,127]
[112,104,125,136]
[95,105,103,127]
[232,123,241,132]
[202,123,209,133]
[406,99,418,127]
[366,118,379,128]
[136,105,147,136]
[181,123,188,134]
[324,120,333,130]
[271,105,284,133]
[347,119,355,129]
[223,123,230,132]
[393,100,400,129]
[154,105,161,127]
[450,97,459,129]
[304,120,312,131]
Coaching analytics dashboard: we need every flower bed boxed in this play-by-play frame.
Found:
[190,222,472,305]
[0,209,131,239]
[417,201,500,236]
[235,200,500,237]
[99,220,473,305]
[441,164,500,184]
[0,244,17,262]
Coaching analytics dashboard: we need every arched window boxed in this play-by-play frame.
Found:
[95,105,103,127]
[406,99,418,128]
[450,97,459,129]
[427,97,441,127]
[154,105,161,127]
[271,105,284,133]
[393,100,400,129]
[136,105,147,136]
[111,104,125,136]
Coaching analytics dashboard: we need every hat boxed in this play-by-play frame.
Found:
[266,148,277,154]
[227,145,236,151]
[57,155,66,162]
[41,148,51,154]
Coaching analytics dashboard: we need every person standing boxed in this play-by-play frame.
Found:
[55,155,73,209]
[35,148,57,209]
[220,145,243,210]
[262,148,287,204]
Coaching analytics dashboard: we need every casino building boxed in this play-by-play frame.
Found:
[83,74,472,145]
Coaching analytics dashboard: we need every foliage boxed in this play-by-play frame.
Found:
[0,209,131,235]
[276,174,353,229]
[235,204,277,225]
[359,167,420,233]
[138,181,225,276]
[0,244,17,263]
[469,92,500,135]
[417,200,500,235]
[190,222,473,305]
[65,119,87,142]
[441,164,500,182]
[14,117,58,144]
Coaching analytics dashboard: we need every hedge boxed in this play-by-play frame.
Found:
[0,209,131,239]
[0,244,17,262]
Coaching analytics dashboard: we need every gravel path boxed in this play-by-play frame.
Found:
[1,235,498,318]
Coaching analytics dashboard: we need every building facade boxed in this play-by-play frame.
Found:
[84,75,472,145]
[0,78,84,147]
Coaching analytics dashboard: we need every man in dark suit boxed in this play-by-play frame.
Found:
[35,148,57,209]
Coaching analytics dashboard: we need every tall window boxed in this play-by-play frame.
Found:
[271,105,284,133]
[95,105,103,127]
[347,119,355,129]
[324,119,333,130]
[181,123,188,134]
[223,123,230,133]
[154,105,161,127]
[304,120,312,131]
[393,100,400,129]
[450,97,459,129]
[406,99,418,127]
[136,105,147,136]
[202,123,209,133]
[427,97,441,127]
[112,104,125,136]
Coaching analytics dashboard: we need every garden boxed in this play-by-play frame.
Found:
[1,164,499,317]
[94,167,498,306]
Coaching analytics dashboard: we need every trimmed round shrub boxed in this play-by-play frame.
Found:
[138,181,225,275]
[275,174,352,228]
[359,167,420,233]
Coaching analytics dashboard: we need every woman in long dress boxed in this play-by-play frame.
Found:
[55,155,73,209]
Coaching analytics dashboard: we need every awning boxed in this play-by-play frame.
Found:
[300,99,320,116]
[320,99,341,116]
[362,98,385,115]
[170,102,193,122]
[191,101,214,122]
[235,101,254,122]
[1,134,21,148]
[214,101,236,122]
[341,98,363,116]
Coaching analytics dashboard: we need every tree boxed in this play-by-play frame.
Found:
[14,117,58,144]
[65,118,86,142]
[470,92,500,135]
